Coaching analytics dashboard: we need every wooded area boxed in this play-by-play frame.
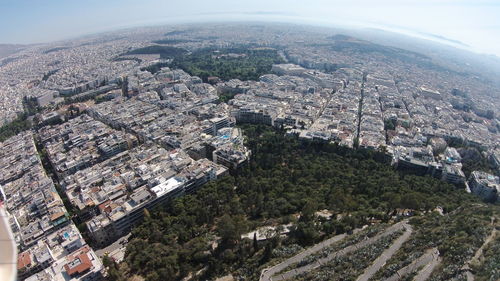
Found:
[170,47,285,82]
[111,125,490,281]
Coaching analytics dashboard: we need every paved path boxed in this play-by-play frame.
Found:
[383,248,439,281]
[412,253,442,281]
[259,232,351,281]
[242,224,293,241]
[260,221,409,281]
[95,233,131,259]
[356,224,413,281]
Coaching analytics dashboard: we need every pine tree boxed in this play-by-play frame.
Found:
[253,232,258,252]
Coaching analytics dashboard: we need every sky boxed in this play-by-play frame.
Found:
[1,0,500,56]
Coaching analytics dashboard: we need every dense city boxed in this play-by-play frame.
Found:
[0,23,499,281]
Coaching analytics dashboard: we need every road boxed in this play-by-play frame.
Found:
[356,224,413,281]
[383,248,439,281]
[260,221,409,281]
[259,231,350,281]
[95,233,131,263]
[412,253,442,281]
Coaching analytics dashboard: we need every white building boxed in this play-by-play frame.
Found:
[468,171,500,203]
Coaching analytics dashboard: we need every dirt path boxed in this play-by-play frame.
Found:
[463,217,497,281]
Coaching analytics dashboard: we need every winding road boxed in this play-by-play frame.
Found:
[412,253,442,281]
[259,231,350,281]
[383,248,440,281]
[260,221,410,281]
[356,224,413,281]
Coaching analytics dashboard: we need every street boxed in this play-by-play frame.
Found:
[95,233,131,263]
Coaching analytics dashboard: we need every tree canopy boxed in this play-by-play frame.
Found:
[121,125,484,281]
[170,47,285,82]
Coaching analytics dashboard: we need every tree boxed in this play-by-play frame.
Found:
[103,255,125,281]
[485,109,494,119]
[353,137,360,148]
[143,208,151,218]
[122,124,482,280]
[217,214,247,245]
[253,232,259,252]
[0,113,31,142]
[300,200,317,223]
[121,76,129,96]
[401,193,423,210]
[261,242,273,263]
[384,119,396,131]
[293,221,320,245]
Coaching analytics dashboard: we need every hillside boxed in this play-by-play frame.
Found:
[107,125,499,281]
[0,44,24,59]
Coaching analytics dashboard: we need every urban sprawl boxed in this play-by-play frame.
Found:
[0,24,499,280]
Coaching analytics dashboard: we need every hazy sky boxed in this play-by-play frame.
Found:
[1,0,500,56]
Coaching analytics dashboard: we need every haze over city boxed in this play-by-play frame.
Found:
[0,1,499,281]
[2,0,500,56]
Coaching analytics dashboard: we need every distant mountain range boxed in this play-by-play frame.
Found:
[0,44,25,59]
